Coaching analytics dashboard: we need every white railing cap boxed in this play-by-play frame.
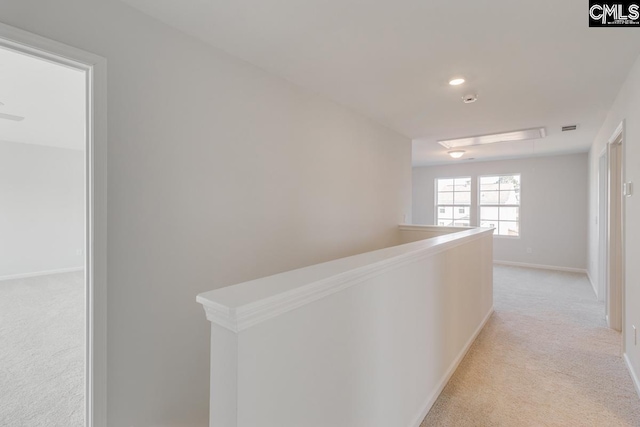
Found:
[197,226,493,332]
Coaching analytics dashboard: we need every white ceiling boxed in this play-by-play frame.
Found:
[0,46,85,151]
[121,0,640,166]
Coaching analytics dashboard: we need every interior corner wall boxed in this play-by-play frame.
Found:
[0,1,412,425]
[412,153,588,270]
[0,141,84,279]
[587,52,640,389]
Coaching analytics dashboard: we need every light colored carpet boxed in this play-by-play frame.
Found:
[421,265,640,427]
[0,271,84,427]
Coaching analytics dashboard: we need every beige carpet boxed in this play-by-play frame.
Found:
[0,271,84,427]
[421,265,640,427]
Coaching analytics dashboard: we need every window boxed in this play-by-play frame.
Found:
[479,174,520,236]
[435,177,471,227]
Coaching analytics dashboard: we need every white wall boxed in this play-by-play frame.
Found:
[588,53,640,391]
[0,1,411,425]
[412,153,588,270]
[0,141,84,278]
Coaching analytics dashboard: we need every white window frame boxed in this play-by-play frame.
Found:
[434,176,472,227]
[478,173,521,238]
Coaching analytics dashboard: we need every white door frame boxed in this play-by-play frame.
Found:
[606,121,625,337]
[598,148,608,303]
[0,23,108,427]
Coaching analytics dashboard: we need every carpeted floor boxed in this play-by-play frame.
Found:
[0,271,84,427]
[421,265,640,426]
[4,267,639,426]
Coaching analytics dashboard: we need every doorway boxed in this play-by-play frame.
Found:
[599,122,624,334]
[0,23,106,427]
[598,149,607,303]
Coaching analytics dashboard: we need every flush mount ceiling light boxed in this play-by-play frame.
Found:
[438,127,546,149]
[449,78,465,86]
[448,150,465,159]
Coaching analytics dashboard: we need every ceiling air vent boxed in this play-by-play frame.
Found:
[562,125,578,132]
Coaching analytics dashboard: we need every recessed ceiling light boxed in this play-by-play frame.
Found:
[449,78,465,86]
[448,150,465,159]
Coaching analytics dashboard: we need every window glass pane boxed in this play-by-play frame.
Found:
[454,177,471,191]
[480,191,499,205]
[453,220,470,227]
[499,190,519,205]
[437,217,453,226]
[498,221,519,236]
[499,175,521,191]
[480,206,499,220]
[499,207,519,221]
[454,206,470,219]
[437,218,454,226]
[437,192,453,204]
[437,179,454,192]
[480,221,497,229]
[480,176,499,191]
[454,191,470,205]
[438,206,453,218]
[436,177,471,227]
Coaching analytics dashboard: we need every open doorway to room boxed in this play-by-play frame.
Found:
[608,129,624,333]
[0,44,87,426]
[599,122,625,335]
[0,23,106,427]
[598,149,608,304]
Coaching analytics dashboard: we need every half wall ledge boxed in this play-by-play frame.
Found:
[197,224,494,427]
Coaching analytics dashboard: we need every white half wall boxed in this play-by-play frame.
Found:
[588,52,640,395]
[0,2,412,425]
[198,227,494,427]
[412,153,588,270]
[0,141,84,279]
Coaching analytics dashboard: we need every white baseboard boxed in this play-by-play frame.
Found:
[409,306,495,427]
[624,353,640,399]
[493,260,587,274]
[586,270,598,298]
[0,266,84,282]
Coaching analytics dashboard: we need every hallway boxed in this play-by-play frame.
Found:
[421,265,640,426]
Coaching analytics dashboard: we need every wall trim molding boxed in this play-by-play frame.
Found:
[624,353,640,399]
[199,228,494,333]
[0,266,84,282]
[493,260,587,274]
[586,270,598,298]
[409,307,495,427]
